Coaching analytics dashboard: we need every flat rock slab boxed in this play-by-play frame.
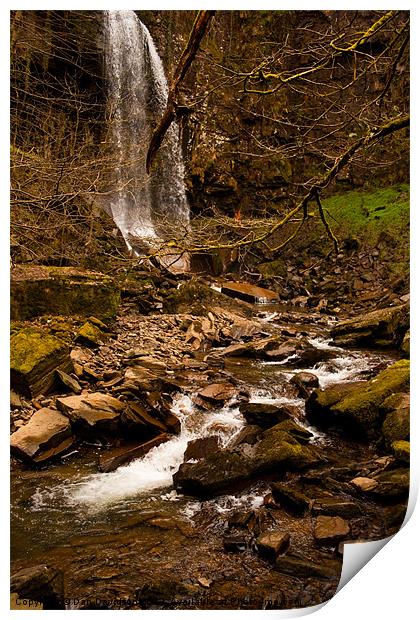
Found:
[197,382,238,404]
[99,433,171,472]
[11,265,120,320]
[10,407,74,463]
[221,282,279,304]
[11,327,72,398]
[314,515,350,544]
[330,303,408,347]
[57,392,124,435]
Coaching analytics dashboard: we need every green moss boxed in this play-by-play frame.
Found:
[391,440,410,464]
[75,321,107,347]
[332,360,410,432]
[255,425,318,472]
[10,328,67,374]
[382,406,410,446]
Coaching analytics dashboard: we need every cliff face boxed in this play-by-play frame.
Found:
[10,10,409,264]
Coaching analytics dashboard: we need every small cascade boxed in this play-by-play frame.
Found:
[104,10,189,264]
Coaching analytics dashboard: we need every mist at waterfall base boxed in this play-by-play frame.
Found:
[104,11,189,270]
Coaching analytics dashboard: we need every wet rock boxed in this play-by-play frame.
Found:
[10,407,74,463]
[312,498,362,518]
[227,425,262,449]
[313,516,350,544]
[371,468,409,501]
[350,477,379,492]
[223,532,250,552]
[306,360,410,438]
[99,434,172,472]
[270,483,311,515]
[290,372,319,398]
[55,369,82,394]
[391,440,410,465]
[330,303,408,347]
[256,531,290,561]
[121,401,168,436]
[173,449,253,498]
[221,282,279,304]
[11,564,64,609]
[11,327,72,398]
[196,382,238,405]
[239,402,293,428]
[57,392,124,436]
[184,436,221,462]
[273,419,313,443]
[254,422,319,475]
[275,553,341,580]
[227,510,255,529]
[381,393,409,446]
[11,265,120,321]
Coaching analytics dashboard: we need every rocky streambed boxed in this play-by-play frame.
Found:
[10,276,410,610]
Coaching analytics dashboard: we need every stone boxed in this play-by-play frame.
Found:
[256,531,290,561]
[10,407,74,463]
[270,483,311,515]
[173,449,253,498]
[275,554,341,579]
[371,468,410,500]
[306,360,410,438]
[11,565,65,610]
[10,390,23,408]
[75,320,109,347]
[330,304,409,348]
[311,497,362,518]
[55,369,82,394]
[350,477,379,492]
[11,265,120,321]
[381,392,409,446]
[313,516,350,544]
[122,366,160,392]
[11,327,72,398]
[401,330,410,356]
[196,382,238,404]
[121,401,168,436]
[184,436,221,461]
[290,371,319,397]
[254,422,319,474]
[227,425,261,448]
[239,402,293,428]
[221,282,279,304]
[56,392,124,435]
[99,434,171,472]
[391,440,410,464]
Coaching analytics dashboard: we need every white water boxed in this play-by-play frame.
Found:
[104,10,189,253]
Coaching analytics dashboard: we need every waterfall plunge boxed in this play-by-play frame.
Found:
[104,11,190,263]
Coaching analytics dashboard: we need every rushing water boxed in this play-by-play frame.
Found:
[104,10,189,254]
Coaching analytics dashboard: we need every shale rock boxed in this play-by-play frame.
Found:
[330,304,409,347]
[11,328,72,398]
[57,392,124,436]
[10,407,74,463]
[270,483,311,515]
[313,516,350,544]
[256,531,290,561]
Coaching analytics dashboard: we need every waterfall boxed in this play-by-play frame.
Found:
[104,10,190,260]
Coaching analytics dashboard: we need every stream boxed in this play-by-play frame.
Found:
[11,311,399,609]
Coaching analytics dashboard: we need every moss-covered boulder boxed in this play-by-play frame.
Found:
[330,304,409,348]
[381,392,410,446]
[371,468,409,501]
[11,328,72,397]
[254,421,319,473]
[391,440,410,465]
[306,360,410,439]
[11,265,120,320]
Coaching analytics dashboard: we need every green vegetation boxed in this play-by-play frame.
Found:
[323,184,409,239]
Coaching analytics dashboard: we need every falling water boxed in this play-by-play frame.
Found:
[104,10,189,255]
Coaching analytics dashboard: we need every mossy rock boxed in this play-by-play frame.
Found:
[381,392,410,446]
[401,330,410,357]
[306,360,409,439]
[75,320,109,348]
[11,265,120,320]
[257,259,288,279]
[254,422,319,473]
[391,440,410,465]
[11,327,72,397]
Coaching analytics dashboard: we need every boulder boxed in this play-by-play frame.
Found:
[270,483,311,515]
[11,565,64,610]
[290,372,319,398]
[239,402,293,428]
[370,468,409,500]
[173,449,253,498]
[381,393,409,446]
[11,265,120,320]
[306,360,410,438]
[56,392,124,436]
[330,303,409,347]
[256,531,290,561]
[183,436,221,462]
[10,407,74,463]
[11,328,72,398]
[254,421,319,474]
[313,516,350,544]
